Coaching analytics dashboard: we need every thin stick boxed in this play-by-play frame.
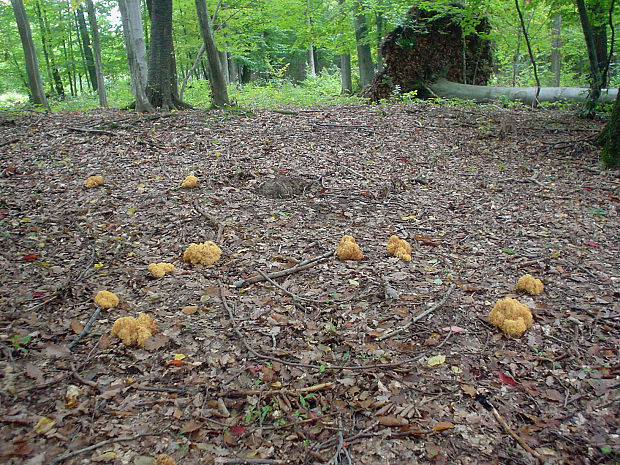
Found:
[329,418,346,465]
[67,127,115,136]
[67,306,102,349]
[225,382,333,398]
[49,434,161,465]
[490,406,544,463]
[256,269,324,303]
[378,284,456,341]
[70,362,102,393]
[233,250,334,288]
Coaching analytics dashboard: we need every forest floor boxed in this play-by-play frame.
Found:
[0,103,618,465]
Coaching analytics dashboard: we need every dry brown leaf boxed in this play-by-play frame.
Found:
[376,415,408,426]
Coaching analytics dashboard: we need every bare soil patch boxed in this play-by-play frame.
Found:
[0,104,618,465]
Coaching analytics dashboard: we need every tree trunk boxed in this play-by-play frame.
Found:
[428,78,617,105]
[219,50,229,84]
[595,88,620,167]
[228,55,238,84]
[576,0,602,117]
[194,0,229,106]
[9,0,49,109]
[353,2,374,89]
[86,0,107,107]
[35,0,63,98]
[588,0,608,87]
[76,7,97,91]
[340,54,352,94]
[306,0,316,77]
[375,0,384,71]
[551,15,562,87]
[118,0,153,112]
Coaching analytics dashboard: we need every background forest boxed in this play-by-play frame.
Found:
[1,0,619,110]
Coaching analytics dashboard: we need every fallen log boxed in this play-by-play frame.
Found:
[428,78,618,105]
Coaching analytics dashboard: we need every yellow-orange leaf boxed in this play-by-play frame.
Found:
[34,417,55,434]
[433,421,454,431]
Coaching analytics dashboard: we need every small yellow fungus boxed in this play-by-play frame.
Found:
[94,290,119,309]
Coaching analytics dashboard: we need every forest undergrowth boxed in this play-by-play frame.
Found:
[0,103,618,465]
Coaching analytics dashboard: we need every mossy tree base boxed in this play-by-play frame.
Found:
[595,89,620,168]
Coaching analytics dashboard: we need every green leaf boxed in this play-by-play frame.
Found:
[502,248,516,255]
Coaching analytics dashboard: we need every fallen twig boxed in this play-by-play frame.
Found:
[256,269,324,303]
[498,170,545,188]
[67,127,115,136]
[225,382,333,398]
[67,306,102,350]
[193,200,221,232]
[49,433,162,465]
[378,284,456,341]
[70,362,101,393]
[476,394,544,463]
[233,250,335,288]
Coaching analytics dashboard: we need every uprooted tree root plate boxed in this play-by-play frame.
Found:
[0,104,618,465]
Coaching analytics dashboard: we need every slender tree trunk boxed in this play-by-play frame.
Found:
[353,2,374,88]
[9,0,49,109]
[76,7,97,91]
[219,50,230,84]
[595,88,620,167]
[515,0,541,105]
[34,0,53,95]
[86,0,107,107]
[118,0,153,112]
[588,0,608,87]
[375,0,384,71]
[340,54,352,94]
[576,0,602,117]
[228,56,238,84]
[194,0,229,106]
[306,0,316,77]
[551,15,562,87]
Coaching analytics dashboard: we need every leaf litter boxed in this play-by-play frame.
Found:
[0,104,618,465]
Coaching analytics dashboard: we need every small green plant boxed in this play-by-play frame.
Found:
[10,334,31,354]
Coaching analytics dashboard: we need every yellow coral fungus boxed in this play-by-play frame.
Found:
[94,290,119,309]
[183,241,222,265]
[111,313,158,347]
[85,175,104,188]
[147,262,175,278]
[488,297,533,337]
[516,274,544,295]
[387,235,412,262]
[181,175,198,188]
[336,235,363,261]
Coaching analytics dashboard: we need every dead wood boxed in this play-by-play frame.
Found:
[364,5,492,101]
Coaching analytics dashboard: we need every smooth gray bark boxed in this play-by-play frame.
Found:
[340,54,352,94]
[86,0,107,107]
[118,0,152,111]
[429,79,617,105]
[9,0,49,109]
[194,0,229,106]
[551,15,562,87]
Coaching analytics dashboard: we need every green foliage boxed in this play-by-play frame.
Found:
[227,73,363,108]
[1,0,617,107]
